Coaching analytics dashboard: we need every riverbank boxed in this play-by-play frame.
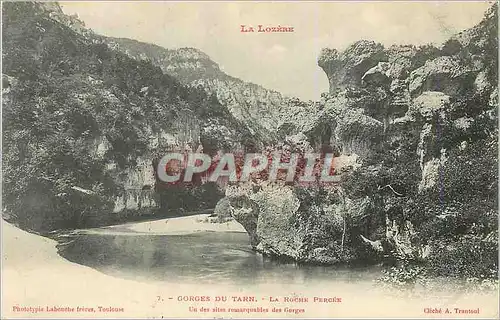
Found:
[112,213,246,234]
[2,219,499,319]
[72,213,246,235]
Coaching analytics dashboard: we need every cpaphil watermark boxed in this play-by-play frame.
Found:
[156,151,341,186]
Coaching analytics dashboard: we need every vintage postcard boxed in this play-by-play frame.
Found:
[1,1,499,319]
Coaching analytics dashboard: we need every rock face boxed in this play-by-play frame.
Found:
[315,4,497,177]
[1,2,253,231]
[217,4,498,265]
[408,56,478,97]
[105,37,293,144]
[318,41,386,92]
[224,183,376,264]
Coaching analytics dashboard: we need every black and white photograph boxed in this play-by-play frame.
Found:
[1,1,499,318]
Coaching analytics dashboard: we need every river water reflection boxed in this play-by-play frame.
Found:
[58,231,384,287]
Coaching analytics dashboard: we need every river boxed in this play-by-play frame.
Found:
[57,230,385,287]
[4,217,498,319]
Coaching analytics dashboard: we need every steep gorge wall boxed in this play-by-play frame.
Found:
[105,38,293,144]
[1,1,253,231]
[221,5,498,265]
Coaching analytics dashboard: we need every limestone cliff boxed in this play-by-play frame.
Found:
[3,2,497,275]
[220,4,498,265]
[104,37,293,143]
[2,1,254,231]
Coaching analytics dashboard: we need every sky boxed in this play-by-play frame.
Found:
[60,1,492,101]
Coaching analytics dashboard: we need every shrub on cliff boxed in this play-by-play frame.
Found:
[427,237,498,279]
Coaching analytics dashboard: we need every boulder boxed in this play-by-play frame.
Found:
[223,183,377,264]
